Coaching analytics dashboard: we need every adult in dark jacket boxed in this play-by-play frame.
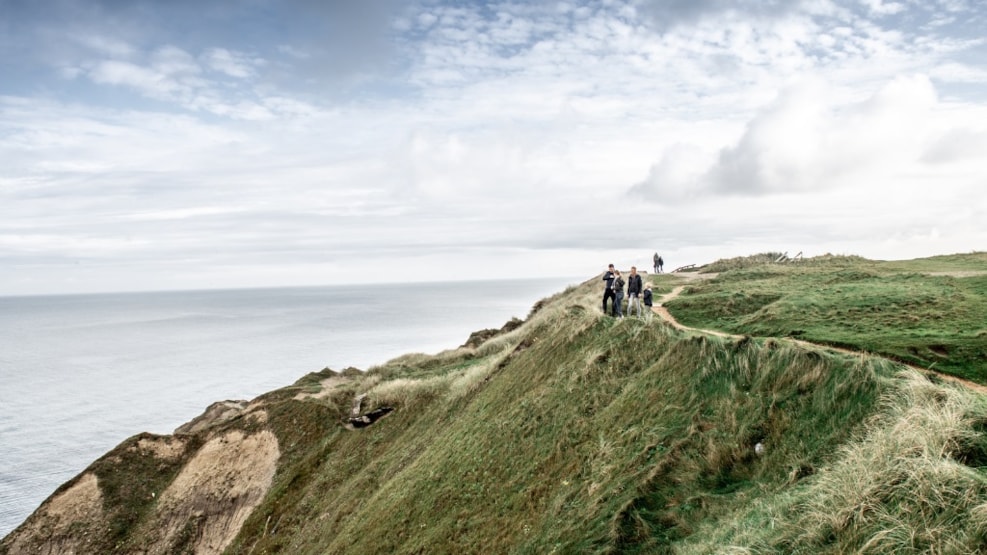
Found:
[626,266,643,316]
[602,264,616,315]
[612,270,625,318]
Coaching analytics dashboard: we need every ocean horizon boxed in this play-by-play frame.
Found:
[0,277,576,537]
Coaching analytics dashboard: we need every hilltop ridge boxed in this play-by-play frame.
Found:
[3,252,987,554]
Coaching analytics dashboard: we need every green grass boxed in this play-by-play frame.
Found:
[223,261,987,554]
[668,252,987,382]
[7,253,987,555]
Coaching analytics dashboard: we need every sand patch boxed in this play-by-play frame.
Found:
[143,429,280,555]
[4,473,103,555]
[923,271,987,278]
[174,400,248,435]
[135,435,188,461]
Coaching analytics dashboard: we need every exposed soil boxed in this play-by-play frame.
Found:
[3,473,104,555]
[137,428,280,555]
[923,271,987,277]
[3,411,280,555]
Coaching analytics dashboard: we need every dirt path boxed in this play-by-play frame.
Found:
[652,276,987,396]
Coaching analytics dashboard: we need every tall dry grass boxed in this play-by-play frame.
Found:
[680,368,987,554]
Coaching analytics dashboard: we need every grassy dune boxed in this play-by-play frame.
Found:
[667,252,987,383]
[224,259,987,554]
[5,254,987,554]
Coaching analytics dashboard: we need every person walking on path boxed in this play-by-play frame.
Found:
[612,270,626,318]
[602,264,616,315]
[642,282,654,321]
[626,266,643,317]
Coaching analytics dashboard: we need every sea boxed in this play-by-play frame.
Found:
[0,277,572,537]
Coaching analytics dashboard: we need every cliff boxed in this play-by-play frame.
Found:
[4,253,987,554]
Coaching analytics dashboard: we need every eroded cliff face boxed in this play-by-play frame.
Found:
[2,404,281,555]
[3,471,104,555]
[133,428,279,555]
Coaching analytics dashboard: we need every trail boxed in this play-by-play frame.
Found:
[652,274,987,396]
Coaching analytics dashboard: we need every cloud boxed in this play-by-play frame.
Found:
[861,0,907,16]
[67,41,297,120]
[1,0,411,102]
[87,56,196,101]
[203,48,262,79]
[2,0,986,295]
[632,0,817,31]
[631,74,950,200]
[261,0,409,87]
[921,127,987,164]
[627,144,713,201]
[930,62,987,84]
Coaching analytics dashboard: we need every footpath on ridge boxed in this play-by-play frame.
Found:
[651,272,987,396]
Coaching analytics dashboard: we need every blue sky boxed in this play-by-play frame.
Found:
[1,0,985,294]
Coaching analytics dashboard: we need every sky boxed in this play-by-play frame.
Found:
[1,0,985,295]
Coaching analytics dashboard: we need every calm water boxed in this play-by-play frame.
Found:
[0,278,570,537]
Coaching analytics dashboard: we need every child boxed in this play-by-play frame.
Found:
[642,282,654,320]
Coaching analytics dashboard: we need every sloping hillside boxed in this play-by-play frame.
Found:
[671,252,987,382]
[4,254,987,554]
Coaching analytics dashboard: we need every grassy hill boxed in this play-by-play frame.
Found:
[668,252,987,383]
[4,253,987,554]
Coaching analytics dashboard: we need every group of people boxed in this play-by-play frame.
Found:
[602,264,654,318]
[653,252,664,274]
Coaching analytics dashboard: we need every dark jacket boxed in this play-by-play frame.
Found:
[603,271,615,289]
[613,276,625,296]
[643,289,653,306]
[627,274,642,295]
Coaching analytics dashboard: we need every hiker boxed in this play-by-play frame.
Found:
[657,255,664,273]
[626,266,643,317]
[653,252,660,274]
[602,264,616,315]
[643,283,654,320]
[612,270,625,318]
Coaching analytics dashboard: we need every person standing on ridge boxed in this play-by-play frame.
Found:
[653,252,660,274]
[612,270,626,318]
[642,282,654,321]
[626,266,643,317]
[602,264,616,315]
[657,254,664,273]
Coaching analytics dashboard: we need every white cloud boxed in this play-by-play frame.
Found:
[203,48,261,78]
[151,45,201,76]
[1,0,986,295]
[418,12,439,29]
[633,74,959,200]
[628,144,716,201]
[72,33,137,58]
[922,127,987,164]
[930,61,987,84]
[88,59,189,99]
[860,0,907,16]
[72,42,306,121]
